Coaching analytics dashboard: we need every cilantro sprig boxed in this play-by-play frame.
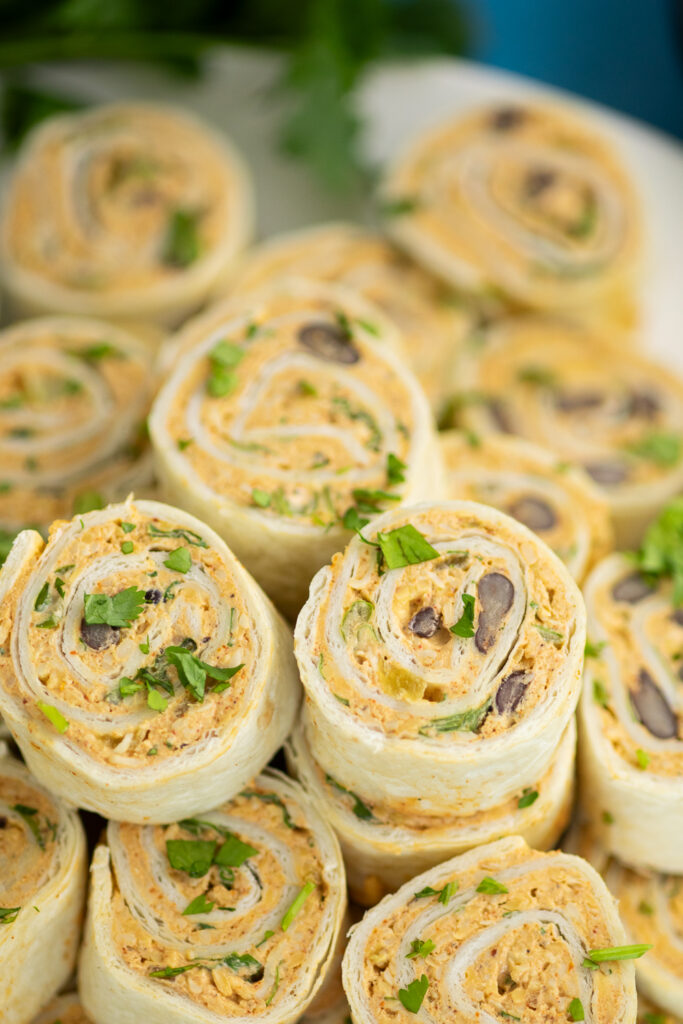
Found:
[635,497,683,604]
[83,587,145,628]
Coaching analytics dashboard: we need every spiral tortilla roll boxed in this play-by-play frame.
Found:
[566,824,683,1020]
[79,769,346,1024]
[285,716,575,907]
[454,317,683,548]
[0,102,253,329]
[32,994,92,1024]
[0,752,87,1024]
[295,500,585,817]
[441,431,613,583]
[0,497,300,823]
[342,835,638,1024]
[381,102,641,328]
[578,553,683,873]
[224,222,477,412]
[150,279,443,619]
[0,316,154,564]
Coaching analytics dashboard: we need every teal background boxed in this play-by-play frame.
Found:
[466,0,683,140]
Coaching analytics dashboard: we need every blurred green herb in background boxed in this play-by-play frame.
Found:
[0,0,467,191]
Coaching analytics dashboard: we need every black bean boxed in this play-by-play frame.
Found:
[507,495,557,532]
[630,668,677,740]
[298,322,360,364]
[408,607,442,638]
[584,461,629,486]
[611,572,654,604]
[145,588,162,604]
[80,619,120,651]
[495,670,530,714]
[490,106,526,131]
[671,609,683,627]
[475,573,515,654]
[627,390,660,420]
[555,390,604,412]
[0,817,6,829]
[488,398,515,434]
[525,168,556,197]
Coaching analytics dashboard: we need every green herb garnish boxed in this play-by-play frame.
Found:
[163,208,201,267]
[583,943,651,967]
[164,547,191,573]
[281,880,316,931]
[450,592,475,638]
[406,938,435,959]
[517,788,539,809]
[476,876,508,895]
[419,697,491,736]
[398,974,428,1013]
[36,701,68,733]
[183,893,215,915]
[567,997,584,1021]
[148,524,207,548]
[325,774,374,820]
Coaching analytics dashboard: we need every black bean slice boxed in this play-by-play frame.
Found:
[555,390,604,412]
[488,398,515,434]
[584,461,629,486]
[631,668,677,740]
[145,588,162,604]
[408,607,442,638]
[80,619,120,651]
[490,106,526,131]
[298,322,360,364]
[495,670,530,714]
[507,495,557,532]
[475,572,515,654]
[671,609,683,627]
[611,572,654,604]
[627,390,660,420]
[525,168,557,197]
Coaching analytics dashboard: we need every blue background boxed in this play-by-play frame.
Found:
[466,0,683,140]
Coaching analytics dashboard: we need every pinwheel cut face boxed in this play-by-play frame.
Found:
[109,784,331,1013]
[315,507,577,738]
[5,107,232,292]
[3,506,252,763]
[0,322,149,530]
[464,325,683,493]
[358,849,627,1024]
[0,772,58,911]
[162,296,418,529]
[587,564,682,774]
[384,104,638,301]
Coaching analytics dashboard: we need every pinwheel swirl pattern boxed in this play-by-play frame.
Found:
[150,279,442,616]
[0,316,153,555]
[441,432,613,582]
[227,222,476,410]
[342,837,637,1024]
[455,317,683,547]
[382,103,640,319]
[295,501,585,817]
[0,498,299,822]
[80,771,346,1024]
[0,754,87,1024]
[0,102,253,324]
[579,553,683,873]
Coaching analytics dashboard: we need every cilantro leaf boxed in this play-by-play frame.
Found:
[398,974,429,1014]
[406,938,435,959]
[450,592,475,638]
[387,452,406,485]
[84,587,145,628]
[165,646,243,702]
[418,697,491,736]
[183,893,215,915]
[375,524,439,570]
[166,839,217,878]
[636,498,683,604]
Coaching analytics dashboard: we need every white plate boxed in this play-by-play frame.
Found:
[9,50,683,366]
